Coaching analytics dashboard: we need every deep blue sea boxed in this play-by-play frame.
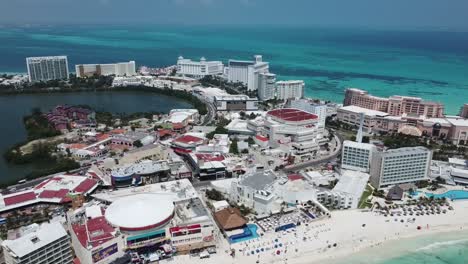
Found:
[1,26,468,114]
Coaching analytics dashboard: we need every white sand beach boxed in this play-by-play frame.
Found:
[161,200,468,264]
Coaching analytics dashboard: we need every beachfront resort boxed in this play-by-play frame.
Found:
[0,53,467,264]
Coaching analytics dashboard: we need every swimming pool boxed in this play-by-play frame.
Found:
[229,224,259,244]
[425,190,468,200]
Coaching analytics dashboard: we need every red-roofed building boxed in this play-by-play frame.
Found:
[109,128,126,135]
[262,108,322,162]
[288,174,304,181]
[73,178,98,194]
[194,153,225,162]
[96,133,110,142]
[0,175,99,213]
[3,192,36,206]
[70,214,125,264]
[38,189,69,200]
[254,134,269,147]
[172,135,205,153]
[267,108,318,124]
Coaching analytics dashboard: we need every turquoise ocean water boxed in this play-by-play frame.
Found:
[1,26,468,262]
[325,230,468,264]
[0,26,467,114]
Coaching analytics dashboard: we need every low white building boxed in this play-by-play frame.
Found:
[177,56,223,79]
[230,169,281,215]
[2,222,72,264]
[75,61,136,77]
[275,80,304,100]
[214,95,259,111]
[317,170,370,209]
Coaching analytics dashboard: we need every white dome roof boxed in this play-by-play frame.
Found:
[105,194,174,230]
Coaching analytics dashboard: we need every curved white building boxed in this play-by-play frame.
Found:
[105,194,174,232]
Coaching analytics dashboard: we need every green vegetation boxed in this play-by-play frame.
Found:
[231,203,253,216]
[23,108,60,141]
[133,140,143,148]
[199,75,245,95]
[205,189,225,201]
[25,158,80,180]
[4,142,79,179]
[206,116,230,139]
[229,138,239,154]
[358,184,374,209]
[96,111,160,127]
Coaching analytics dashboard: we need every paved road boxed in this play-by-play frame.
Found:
[283,132,344,172]
[192,93,216,126]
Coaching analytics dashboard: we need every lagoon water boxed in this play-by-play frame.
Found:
[1,26,468,114]
[0,91,191,184]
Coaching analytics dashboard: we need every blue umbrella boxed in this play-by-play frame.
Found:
[279,243,283,247]
[275,239,279,242]
[251,251,255,255]
[261,248,265,252]
[274,245,278,248]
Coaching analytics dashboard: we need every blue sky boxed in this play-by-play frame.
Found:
[2,0,468,31]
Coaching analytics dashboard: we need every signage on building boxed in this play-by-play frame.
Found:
[92,243,118,263]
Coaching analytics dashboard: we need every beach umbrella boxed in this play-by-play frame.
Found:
[256,249,260,253]
[274,245,278,248]
[276,250,281,255]
[251,251,255,255]
[279,243,283,247]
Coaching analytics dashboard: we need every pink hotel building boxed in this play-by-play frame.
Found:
[344,88,444,118]
[339,88,468,145]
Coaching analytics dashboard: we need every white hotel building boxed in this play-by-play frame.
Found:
[341,141,377,173]
[176,56,223,79]
[75,61,136,78]
[2,222,72,264]
[275,80,305,100]
[370,146,432,189]
[257,72,276,101]
[26,56,69,82]
[228,55,269,91]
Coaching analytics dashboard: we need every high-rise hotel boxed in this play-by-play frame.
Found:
[26,56,69,82]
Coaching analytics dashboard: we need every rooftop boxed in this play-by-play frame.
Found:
[339,105,389,117]
[239,170,277,191]
[214,95,257,101]
[72,216,115,248]
[174,135,204,144]
[92,179,198,204]
[2,222,68,258]
[111,160,170,177]
[214,207,246,230]
[267,108,318,122]
[105,194,174,230]
[333,170,370,198]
